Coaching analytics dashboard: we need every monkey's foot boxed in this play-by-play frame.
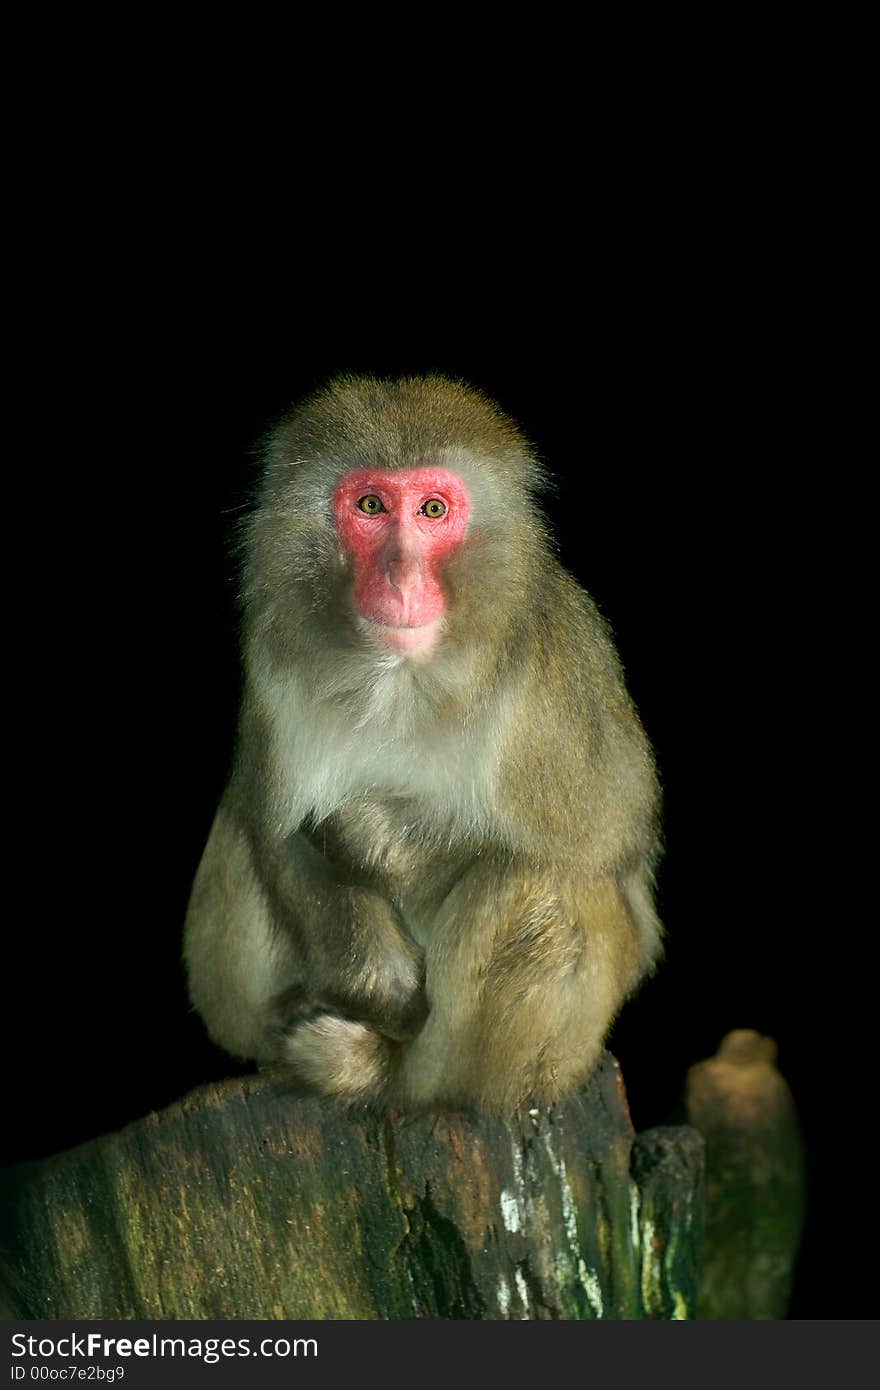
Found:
[281,1013,393,1102]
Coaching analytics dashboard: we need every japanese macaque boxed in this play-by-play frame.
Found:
[184,376,662,1112]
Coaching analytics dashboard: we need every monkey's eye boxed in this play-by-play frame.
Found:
[419,498,448,519]
[357,495,386,515]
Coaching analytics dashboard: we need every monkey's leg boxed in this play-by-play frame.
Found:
[284,861,645,1111]
[184,805,300,1063]
[409,868,643,1109]
[186,799,427,1067]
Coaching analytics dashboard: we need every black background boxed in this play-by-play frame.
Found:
[3,262,858,1317]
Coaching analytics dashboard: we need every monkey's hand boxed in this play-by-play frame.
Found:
[340,920,428,1042]
[277,902,428,1047]
[276,932,423,1098]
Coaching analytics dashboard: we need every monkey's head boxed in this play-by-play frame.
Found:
[242,375,549,670]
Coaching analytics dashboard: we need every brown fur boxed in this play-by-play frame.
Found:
[184,376,662,1112]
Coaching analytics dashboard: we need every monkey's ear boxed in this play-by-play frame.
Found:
[504,446,553,501]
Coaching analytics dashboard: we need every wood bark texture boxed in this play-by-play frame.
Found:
[2,1053,705,1320]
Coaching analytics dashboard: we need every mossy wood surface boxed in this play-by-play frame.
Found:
[686,1031,804,1320]
[2,1053,703,1320]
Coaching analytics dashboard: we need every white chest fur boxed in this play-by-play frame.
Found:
[259,663,508,843]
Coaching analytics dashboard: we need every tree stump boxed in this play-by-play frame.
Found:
[686,1030,805,1320]
[1,1053,704,1320]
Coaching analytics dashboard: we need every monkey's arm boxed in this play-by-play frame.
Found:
[283,854,649,1111]
[248,815,427,1041]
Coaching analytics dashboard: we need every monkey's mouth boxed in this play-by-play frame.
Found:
[360,617,442,656]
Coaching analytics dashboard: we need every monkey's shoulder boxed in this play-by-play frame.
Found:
[509,568,643,739]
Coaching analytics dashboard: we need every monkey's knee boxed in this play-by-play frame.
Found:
[460,972,614,1110]
[475,1032,604,1111]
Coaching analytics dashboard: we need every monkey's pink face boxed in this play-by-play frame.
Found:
[333,467,470,654]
